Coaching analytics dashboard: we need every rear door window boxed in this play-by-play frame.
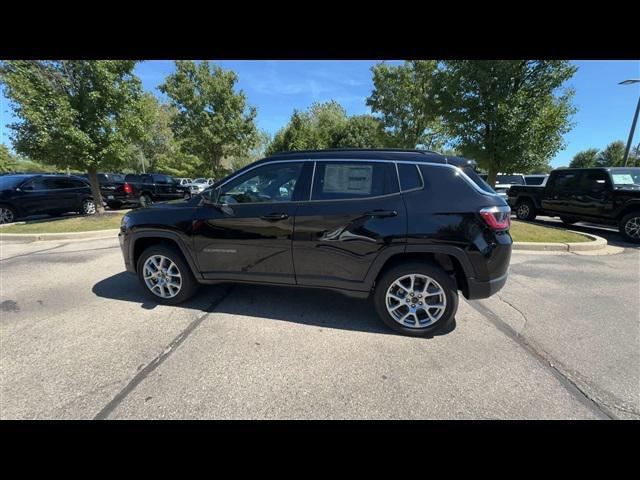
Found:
[311,161,398,201]
[397,163,423,191]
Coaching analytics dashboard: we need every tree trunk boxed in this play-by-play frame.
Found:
[487,168,498,188]
[87,167,105,214]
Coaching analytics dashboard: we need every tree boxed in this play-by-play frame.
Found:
[0,144,17,173]
[333,115,387,148]
[159,61,258,178]
[570,148,599,168]
[267,101,387,155]
[597,140,626,167]
[433,60,577,186]
[0,60,143,213]
[367,61,444,150]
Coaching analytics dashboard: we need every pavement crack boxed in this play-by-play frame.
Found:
[496,294,529,332]
[468,299,617,420]
[93,286,234,420]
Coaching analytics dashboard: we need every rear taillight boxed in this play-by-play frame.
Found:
[123,182,133,194]
[479,206,511,230]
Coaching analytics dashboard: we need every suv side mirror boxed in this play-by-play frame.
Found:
[200,187,220,205]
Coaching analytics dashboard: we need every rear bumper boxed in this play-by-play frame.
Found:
[464,271,508,300]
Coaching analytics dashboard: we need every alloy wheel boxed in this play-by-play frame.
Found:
[624,216,640,240]
[0,207,15,224]
[517,203,530,219]
[385,273,447,329]
[143,255,183,299]
[82,199,96,215]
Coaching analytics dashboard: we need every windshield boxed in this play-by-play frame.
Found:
[194,178,207,184]
[496,175,525,185]
[0,175,30,189]
[610,169,640,186]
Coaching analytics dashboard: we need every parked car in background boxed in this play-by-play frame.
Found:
[80,173,125,204]
[0,174,96,224]
[189,178,211,195]
[118,149,512,337]
[174,177,194,187]
[524,174,549,186]
[508,167,640,242]
[105,173,191,209]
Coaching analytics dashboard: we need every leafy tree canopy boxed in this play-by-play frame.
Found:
[367,61,444,150]
[0,60,143,212]
[434,60,577,185]
[266,101,387,155]
[159,61,258,177]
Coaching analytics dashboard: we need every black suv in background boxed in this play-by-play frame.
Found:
[0,174,96,223]
[106,173,190,209]
[118,149,512,337]
[508,167,640,242]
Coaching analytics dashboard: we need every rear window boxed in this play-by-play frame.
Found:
[463,167,495,193]
[397,163,423,191]
[525,176,546,186]
[496,175,525,185]
[124,174,141,183]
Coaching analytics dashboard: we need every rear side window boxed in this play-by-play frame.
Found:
[397,163,423,191]
[152,174,172,184]
[552,172,579,191]
[124,174,140,183]
[311,161,398,201]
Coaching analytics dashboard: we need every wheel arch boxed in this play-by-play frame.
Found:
[129,231,201,279]
[364,245,474,297]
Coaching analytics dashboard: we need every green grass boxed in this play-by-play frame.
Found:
[509,220,590,243]
[1,212,125,234]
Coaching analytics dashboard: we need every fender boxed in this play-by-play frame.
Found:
[361,244,476,291]
[128,229,203,279]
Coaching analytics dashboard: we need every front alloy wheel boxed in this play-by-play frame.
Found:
[0,206,16,224]
[143,254,183,299]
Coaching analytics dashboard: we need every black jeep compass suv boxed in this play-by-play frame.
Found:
[119,149,512,337]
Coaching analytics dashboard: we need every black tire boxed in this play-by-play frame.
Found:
[139,194,152,208]
[560,217,578,225]
[373,261,458,337]
[0,204,17,224]
[136,244,200,305]
[515,199,536,221]
[619,212,640,243]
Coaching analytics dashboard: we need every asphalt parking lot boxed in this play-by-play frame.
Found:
[1,220,638,419]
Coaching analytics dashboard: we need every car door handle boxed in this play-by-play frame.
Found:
[364,210,398,218]
[260,213,289,221]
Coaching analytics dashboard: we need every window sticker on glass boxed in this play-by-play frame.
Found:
[323,165,373,194]
[612,174,635,185]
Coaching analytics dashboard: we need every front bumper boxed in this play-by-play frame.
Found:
[119,232,135,273]
[463,271,508,300]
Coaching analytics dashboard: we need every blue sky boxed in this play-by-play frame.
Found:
[1,60,638,167]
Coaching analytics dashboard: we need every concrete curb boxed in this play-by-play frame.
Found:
[0,229,120,243]
[513,231,607,252]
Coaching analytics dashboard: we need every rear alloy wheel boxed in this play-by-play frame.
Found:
[139,194,152,208]
[137,245,199,304]
[0,206,16,224]
[81,198,97,215]
[374,262,458,337]
[620,213,640,243]
[515,200,536,221]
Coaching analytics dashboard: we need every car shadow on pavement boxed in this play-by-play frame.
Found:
[92,272,456,338]
[531,216,639,249]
